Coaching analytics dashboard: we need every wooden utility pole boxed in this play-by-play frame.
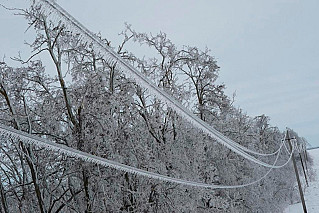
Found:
[286,130,307,213]
[299,152,309,187]
[304,148,309,162]
[303,148,309,173]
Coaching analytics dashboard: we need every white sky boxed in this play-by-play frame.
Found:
[0,0,318,147]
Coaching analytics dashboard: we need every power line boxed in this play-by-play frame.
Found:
[30,0,289,168]
[0,125,295,189]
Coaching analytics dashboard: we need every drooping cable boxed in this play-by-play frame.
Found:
[0,125,294,189]
[28,0,287,167]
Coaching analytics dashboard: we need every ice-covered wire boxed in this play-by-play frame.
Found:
[28,0,289,168]
[282,139,292,154]
[0,125,294,189]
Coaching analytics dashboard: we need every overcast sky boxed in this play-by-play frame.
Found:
[1,0,318,147]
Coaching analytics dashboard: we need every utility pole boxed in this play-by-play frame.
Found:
[295,139,309,187]
[302,142,309,178]
[304,148,309,162]
[303,148,309,174]
[299,152,309,187]
[286,130,307,213]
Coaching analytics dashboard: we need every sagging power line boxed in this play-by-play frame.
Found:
[31,0,290,168]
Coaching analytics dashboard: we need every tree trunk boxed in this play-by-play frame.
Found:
[0,175,9,213]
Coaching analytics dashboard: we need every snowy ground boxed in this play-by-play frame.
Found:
[284,148,319,213]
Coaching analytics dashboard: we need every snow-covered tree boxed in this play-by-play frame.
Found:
[0,3,314,212]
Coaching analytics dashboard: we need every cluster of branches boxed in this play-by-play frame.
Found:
[0,4,313,213]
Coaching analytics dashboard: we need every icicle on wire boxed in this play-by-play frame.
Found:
[30,0,286,167]
[0,125,295,189]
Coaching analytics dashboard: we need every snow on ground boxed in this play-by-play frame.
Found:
[284,148,319,213]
